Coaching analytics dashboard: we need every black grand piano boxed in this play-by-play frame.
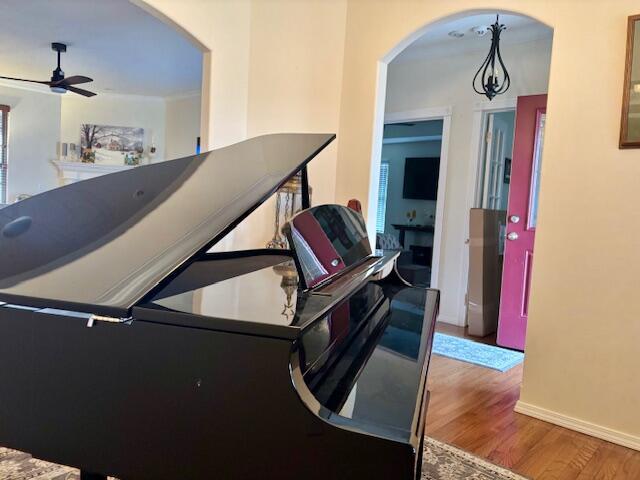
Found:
[0,134,438,480]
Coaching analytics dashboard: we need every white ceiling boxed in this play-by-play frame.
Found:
[0,0,202,97]
[394,13,553,63]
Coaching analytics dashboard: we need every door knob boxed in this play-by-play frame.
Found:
[509,215,520,224]
[507,232,519,241]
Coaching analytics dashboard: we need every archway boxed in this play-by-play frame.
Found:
[130,0,212,151]
[0,0,206,203]
[368,10,554,342]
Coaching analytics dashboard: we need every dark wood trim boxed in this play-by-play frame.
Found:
[0,105,10,114]
[619,14,640,149]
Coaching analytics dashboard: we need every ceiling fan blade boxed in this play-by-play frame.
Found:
[65,85,97,97]
[0,75,51,85]
[55,75,93,87]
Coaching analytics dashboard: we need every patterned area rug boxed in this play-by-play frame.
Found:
[0,448,79,480]
[432,333,524,372]
[423,437,529,479]
[0,437,527,480]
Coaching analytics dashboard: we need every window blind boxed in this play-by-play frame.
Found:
[376,162,389,233]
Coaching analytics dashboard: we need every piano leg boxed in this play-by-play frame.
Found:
[80,471,107,480]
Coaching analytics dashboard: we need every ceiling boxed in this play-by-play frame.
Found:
[0,0,202,97]
[394,13,553,63]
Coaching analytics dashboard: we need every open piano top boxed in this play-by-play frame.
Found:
[0,134,439,480]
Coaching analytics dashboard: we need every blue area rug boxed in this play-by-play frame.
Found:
[432,333,524,372]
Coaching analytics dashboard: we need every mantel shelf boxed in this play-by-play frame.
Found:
[52,160,137,185]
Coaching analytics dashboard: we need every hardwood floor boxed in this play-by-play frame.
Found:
[426,323,640,479]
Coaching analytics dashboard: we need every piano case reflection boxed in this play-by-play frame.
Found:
[0,134,439,480]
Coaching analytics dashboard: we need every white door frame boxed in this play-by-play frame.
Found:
[458,97,517,321]
[378,105,452,290]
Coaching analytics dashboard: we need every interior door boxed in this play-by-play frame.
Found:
[497,94,547,350]
[481,114,508,210]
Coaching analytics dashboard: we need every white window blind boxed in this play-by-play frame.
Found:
[376,162,389,233]
[0,106,8,204]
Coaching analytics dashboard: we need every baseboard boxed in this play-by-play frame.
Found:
[514,401,640,451]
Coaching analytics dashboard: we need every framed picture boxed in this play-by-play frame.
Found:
[80,124,144,164]
[620,14,640,148]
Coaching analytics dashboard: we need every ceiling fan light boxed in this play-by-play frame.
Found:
[50,86,67,94]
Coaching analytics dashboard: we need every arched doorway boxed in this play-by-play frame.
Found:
[0,0,207,204]
[368,10,554,349]
[130,0,212,151]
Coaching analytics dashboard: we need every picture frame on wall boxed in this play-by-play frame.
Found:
[80,124,144,164]
[619,14,640,148]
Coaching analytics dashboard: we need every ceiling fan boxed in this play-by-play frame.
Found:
[0,43,96,97]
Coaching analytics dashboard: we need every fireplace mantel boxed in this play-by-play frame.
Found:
[52,160,136,185]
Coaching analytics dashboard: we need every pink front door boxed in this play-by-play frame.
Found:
[497,94,547,350]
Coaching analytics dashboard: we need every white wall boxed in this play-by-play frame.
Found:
[130,0,640,448]
[381,140,441,247]
[334,0,640,446]
[232,0,347,251]
[136,0,347,253]
[0,82,199,204]
[134,0,251,152]
[60,93,166,163]
[385,36,552,325]
[0,85,61,202]
[165,94,201,160]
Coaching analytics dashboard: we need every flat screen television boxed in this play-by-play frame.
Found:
[402,157,440,200]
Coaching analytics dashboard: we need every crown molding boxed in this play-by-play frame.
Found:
[394,28,552,65]
[164,90,202,101]
[0,79,58,96]
[66,91,165,102]
[0,79,193,102]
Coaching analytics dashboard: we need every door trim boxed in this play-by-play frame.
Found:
[377,106,452,290]
[459,98,517,325]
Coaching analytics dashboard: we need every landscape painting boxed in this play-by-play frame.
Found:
[80,124,144,165]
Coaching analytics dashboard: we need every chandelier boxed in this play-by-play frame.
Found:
[266,172,306,249]
[472,15,511,100]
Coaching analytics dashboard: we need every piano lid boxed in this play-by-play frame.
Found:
[0,133,335,316]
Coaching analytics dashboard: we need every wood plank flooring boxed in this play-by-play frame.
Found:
[425,323,640,479]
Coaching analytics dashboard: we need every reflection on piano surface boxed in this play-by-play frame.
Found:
[285,204,371,289]
[0,134,438,480]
